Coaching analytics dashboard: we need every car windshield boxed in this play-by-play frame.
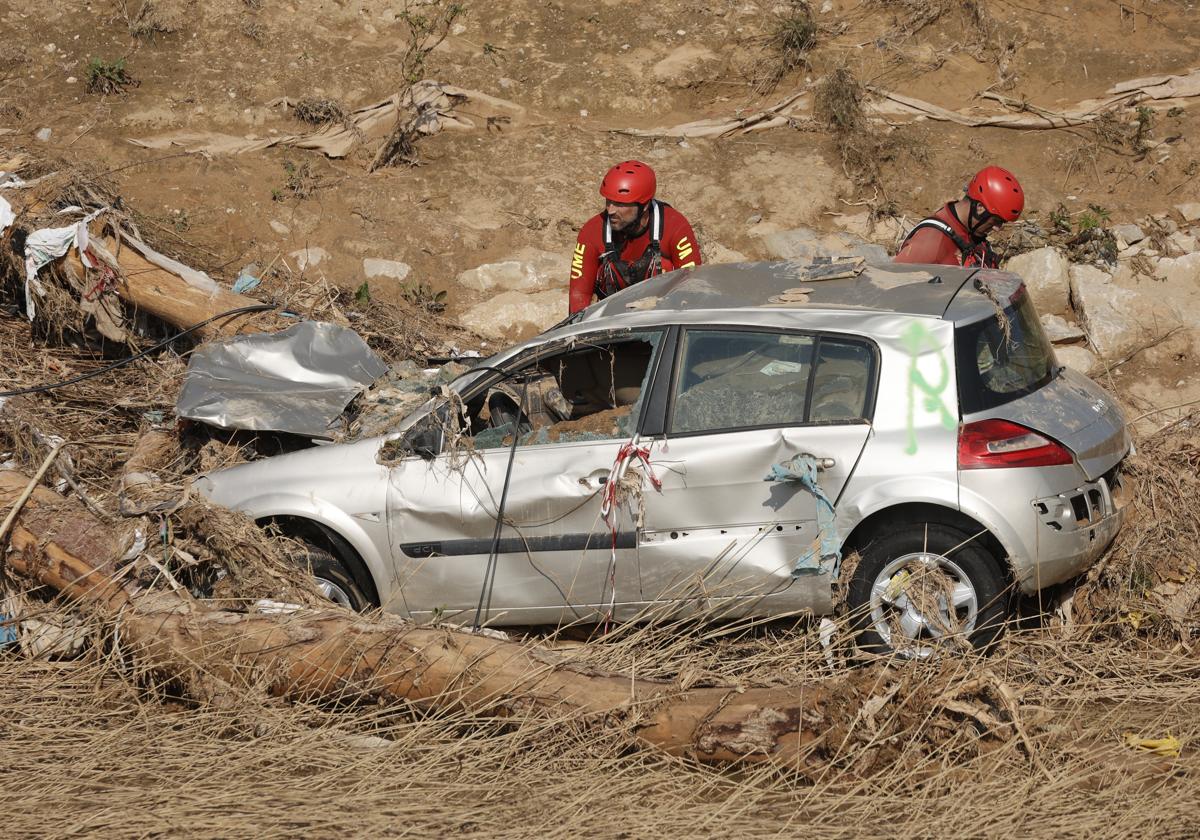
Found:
[955,286,1057,414]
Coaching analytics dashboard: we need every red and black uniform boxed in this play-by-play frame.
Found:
[568,201,702,314]
[893,203,999,269]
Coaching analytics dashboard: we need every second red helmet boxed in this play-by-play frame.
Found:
[967,165,1024,222]
[600,160,656,204]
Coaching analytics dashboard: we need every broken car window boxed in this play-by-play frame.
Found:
[467,332,662,449]
[672,330,815,434]
[670,330,874,434]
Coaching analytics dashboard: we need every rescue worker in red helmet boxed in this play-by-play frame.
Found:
[568,160,702,313]
[894,166,1024,269]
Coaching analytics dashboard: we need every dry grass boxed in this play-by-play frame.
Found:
[1,414,1198,836]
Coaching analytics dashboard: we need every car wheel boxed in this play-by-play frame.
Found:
[847,522,1008,658]
[294,546,372,612]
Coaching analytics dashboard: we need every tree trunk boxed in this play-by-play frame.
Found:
[66,237,280,340]
[0,470,1002,769]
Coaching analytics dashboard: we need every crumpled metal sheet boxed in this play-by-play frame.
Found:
[177,321,388,438]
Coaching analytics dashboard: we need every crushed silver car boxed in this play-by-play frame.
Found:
[196,260,1131,655]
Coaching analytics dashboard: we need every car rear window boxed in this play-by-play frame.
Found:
[955,286,1056,414]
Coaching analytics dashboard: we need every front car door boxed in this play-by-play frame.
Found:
[385,329,667,626]
[637,326,877,618]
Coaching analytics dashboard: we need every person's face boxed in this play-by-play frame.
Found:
[605,199,641,232]
[976,215,1004,236]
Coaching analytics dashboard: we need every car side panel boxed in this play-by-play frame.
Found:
[208,491,396,609]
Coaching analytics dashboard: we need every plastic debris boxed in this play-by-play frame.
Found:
[1123,732,1182,758]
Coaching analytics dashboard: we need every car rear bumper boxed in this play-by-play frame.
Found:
[958,461,1130,595]
[1022,466,1129,593]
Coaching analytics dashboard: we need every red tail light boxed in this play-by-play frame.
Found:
[958,418,1074,469]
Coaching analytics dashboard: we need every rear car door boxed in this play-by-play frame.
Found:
[386,329,666,625]
[637,327,876,616]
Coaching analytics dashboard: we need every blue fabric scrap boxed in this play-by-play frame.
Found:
[763,453,841,578]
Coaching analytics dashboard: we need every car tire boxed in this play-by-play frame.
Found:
[294,545,373,612]
[847,522,1009,658]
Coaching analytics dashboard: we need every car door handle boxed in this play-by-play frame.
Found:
[578,470,608,488]
[802,454,836,471]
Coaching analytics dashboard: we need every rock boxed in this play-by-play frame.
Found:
[457,249,566,293]
[1054,345,1097,375]
[362,258,412,281]
[1153,252,1200,286]
[34,127,51,142]
[1176,202,1200,223]
[704,242,751,264]
[1068,264,1139,357]
[1112,223,1145,248]
[758,226,889,266]
[651,46,718,86]
[1040,313,1085,344]
[1002,246,1070,315]
[1167,231,1198,255]
[289,246,329,270]
[269,219,291,235]
[460,289,567,339]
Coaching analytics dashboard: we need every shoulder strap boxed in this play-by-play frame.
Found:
[603,201,663,258]
[902,217,973,256]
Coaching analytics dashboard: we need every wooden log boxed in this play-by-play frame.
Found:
[0,470,1000,768]
[66,237,280,341]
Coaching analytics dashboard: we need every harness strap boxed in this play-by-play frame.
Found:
[598,200,665,297]
[901,217,974,258]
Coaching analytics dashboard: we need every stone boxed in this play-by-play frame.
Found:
[1054,345,1097,375]
[269,219,290,235]
[1112,223,1145,248]
[34,127,51,142]
[1040,313,1085,344]
[1153,252,1200,286]
[1176,202,1200,223]
[1002,246,1070,315]
[460,289,567,339]
[758,226,889,266]
[1167,231,1198,255]
[457,249,566,293]
[289,246,329,270]
[704,242,751,264]
[362,258,412,281]
[1068,264,1138,358]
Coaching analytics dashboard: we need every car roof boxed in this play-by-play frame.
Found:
[578,260,990,323]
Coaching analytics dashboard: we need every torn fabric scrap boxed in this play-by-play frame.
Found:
[765,453,840,576]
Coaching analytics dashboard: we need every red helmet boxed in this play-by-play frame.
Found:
[967,166,1024,222]
[600,160,656,204]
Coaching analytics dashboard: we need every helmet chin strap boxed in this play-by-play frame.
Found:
[965,198,995,242]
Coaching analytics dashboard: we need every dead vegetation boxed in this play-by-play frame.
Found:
[753,1,820,94]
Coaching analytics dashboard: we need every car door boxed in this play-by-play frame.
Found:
[637,327,876,616]
[385,329,666,626]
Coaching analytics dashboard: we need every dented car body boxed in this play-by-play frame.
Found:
[197,261,1131,654]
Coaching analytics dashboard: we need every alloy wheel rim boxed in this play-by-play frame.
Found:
[868,551,979,658]
[315,577,354,609]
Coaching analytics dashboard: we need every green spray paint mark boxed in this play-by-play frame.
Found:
[901,322,955,455]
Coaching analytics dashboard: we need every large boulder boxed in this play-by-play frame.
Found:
[1002,246,1070,315]
[457,249,566,293]
[1040,313,1085,344]
[460,289,567,339]
[758,226,889,266]
[1054,345,1097,374]
[1068,265,1141,358]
